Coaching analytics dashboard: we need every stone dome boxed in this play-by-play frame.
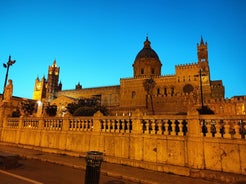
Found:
[133,37,162,77]
[135,37,160,61]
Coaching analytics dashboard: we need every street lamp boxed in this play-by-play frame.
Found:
[196,68,214,114]
[2,55,16,100]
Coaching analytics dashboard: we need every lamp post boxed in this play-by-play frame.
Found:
[2,55,16,100]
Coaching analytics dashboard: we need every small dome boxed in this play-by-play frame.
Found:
[134,36,160,61]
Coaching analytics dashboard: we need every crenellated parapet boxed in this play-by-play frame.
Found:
[175,62,199,71]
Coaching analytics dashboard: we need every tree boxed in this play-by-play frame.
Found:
[19,100,36,116]
[66,97,109,116]
[143,78,156,115]
[45,104,57,116]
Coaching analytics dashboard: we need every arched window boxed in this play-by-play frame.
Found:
[164,87,167,96]
[151,68,155,74]
[171,87,175,96]
[132,91,136,98]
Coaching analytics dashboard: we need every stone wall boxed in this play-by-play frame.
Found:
[1,111,246,183]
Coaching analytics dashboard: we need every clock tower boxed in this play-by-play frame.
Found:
[197,36,210,84]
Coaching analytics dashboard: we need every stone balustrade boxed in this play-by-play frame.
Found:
[199,115,246,139]
[68,117,93,131]
[3,114,246,139]
[1,113,246,183]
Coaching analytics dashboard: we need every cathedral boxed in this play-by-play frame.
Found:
[33,37,245,116]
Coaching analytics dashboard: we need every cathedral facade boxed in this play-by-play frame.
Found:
[33,37,245,115]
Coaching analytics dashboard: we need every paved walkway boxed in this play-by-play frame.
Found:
[0,143,222,184]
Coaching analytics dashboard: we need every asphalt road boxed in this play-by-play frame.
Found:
[0,158,137,184]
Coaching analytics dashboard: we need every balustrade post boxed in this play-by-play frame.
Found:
[62,118,68,131]
[2,117,7,128]
[38,117,44,130]
[187,111,200,137]
[14,116,23,144]
[93,111,104,132]
[223,120,231,139]
[131,109,143,134]
[19,116,23,129]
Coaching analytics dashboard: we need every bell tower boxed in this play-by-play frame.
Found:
[46,59,61,101]
[197,36,209,72]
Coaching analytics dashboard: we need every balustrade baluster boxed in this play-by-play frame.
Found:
[243,123,246,139]
[83,120,86,131]
[145,121,149,134]
[111,120,115,133]
[115,120,119,133]
[178,120,183,136]
[78,120,81,130]
[215,121,221,138]
[206,121,212,138]
[86,120,90,131]
[103,120,106,132]
[153,120,157,134]
[157,120,162,135]
[164,121,169,135]
[171,121,176,136]
[89,120,93,131]
[105,120,109,132]
[126,120,130,133]
[234,122,241,139]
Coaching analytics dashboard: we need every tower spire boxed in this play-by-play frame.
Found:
[200,35,204,45]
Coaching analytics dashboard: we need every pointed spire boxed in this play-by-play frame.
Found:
[53,58,57,67]
[200,35,204,45]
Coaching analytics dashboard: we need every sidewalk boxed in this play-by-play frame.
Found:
[0,143,220,184]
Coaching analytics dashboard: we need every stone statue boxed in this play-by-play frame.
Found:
[4,79,13,101]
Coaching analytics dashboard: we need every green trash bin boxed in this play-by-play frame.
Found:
[84,151,103,184]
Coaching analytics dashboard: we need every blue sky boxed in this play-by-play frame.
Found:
[0,0,245,99]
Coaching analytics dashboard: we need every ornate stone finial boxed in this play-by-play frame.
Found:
[3,79,13,101]
[93,110,104,117]
[144,35,151,48]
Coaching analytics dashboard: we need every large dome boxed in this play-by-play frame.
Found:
[135,37,160,61]
[133,37,162,77]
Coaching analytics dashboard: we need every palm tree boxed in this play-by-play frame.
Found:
[143,78,156,114]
